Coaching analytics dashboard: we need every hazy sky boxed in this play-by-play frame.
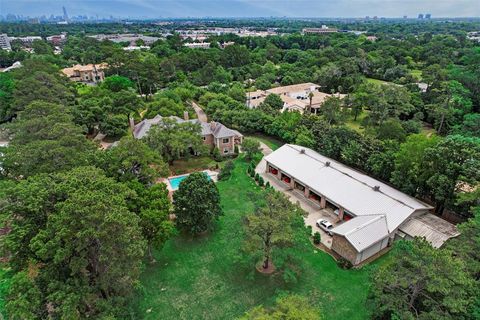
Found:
[1,0,479,18]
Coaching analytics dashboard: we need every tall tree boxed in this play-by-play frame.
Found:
[173,172,222,235]
[369,239,476,320]
[240,294,321,320]
[421,135,480,215]
[126,181,175,262]
[99,136,168,184]
[243,190,302,271]
[4,167,146,319]
[145,118,204,164]
[1,102,95,178]
[390,134,441,196]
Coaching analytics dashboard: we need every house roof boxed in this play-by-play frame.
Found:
[264,144,433,234]
[133,115,242,140]
[332,215,389,252]
[399,212,459,248]
[61,63,106,77]
[309,91,346,108]
[266,83,319,95]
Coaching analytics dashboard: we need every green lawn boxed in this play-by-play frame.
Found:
[131,157,379,319]
[0,266,12,318]
[247,134,284,151]
[365,77,389,85]
[169,156,223,175]
[345,110,368,133]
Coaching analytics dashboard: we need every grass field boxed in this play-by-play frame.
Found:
[131,157,379,319]
[0,266,12,318]
[169,156,224,175]
[345,110,368,133]
[365,77,389,85]
[247,134,284,150]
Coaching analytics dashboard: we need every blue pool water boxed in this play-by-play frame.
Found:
[168,172,212,190]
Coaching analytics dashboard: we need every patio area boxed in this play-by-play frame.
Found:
[159,170,219,194]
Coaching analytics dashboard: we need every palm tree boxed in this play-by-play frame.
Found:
[308,91,314,114]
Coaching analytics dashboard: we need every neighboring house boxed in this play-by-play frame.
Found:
[132,114,243,155]
[88,34,160,45]
[61,63,106,84]
[264,144,459,265]
[246,83,345,113]
[2,61,22,72]
[184,42,211,49]
[303,26,338,34]
[46,33,67,45]
[9,36,42,46]
[0,34,11,51]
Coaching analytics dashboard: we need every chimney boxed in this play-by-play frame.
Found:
[129,117,135,131]
[373,185,380,191]
[183,111,189,121]
[210,121,216,131]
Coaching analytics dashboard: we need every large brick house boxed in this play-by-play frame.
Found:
[133,115,243,155]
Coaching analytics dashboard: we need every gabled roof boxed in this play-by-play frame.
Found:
[266,83,319,95]
[332,215,389,252]
[264,144,433,233]
[133,115,242,140]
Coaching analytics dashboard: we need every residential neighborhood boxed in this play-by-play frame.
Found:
[247,82,345,113]
[61,63,106,83]
[133,114,243,155]
[0,5,479,320]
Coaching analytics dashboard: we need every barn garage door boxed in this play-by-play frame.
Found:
[359,237,388,263]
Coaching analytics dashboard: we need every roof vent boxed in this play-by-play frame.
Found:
[300,149,305,154]
[373,185,380,191]
[325,161,330,167]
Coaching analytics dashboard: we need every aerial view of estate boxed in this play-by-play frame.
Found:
[0,0,479,319]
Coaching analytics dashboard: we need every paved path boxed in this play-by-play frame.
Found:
[191,101,208,123]
[255,141,273,173]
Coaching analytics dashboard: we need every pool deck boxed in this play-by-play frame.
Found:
[159,170,219,194]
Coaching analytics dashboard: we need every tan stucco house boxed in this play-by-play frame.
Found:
[61,63,106,84]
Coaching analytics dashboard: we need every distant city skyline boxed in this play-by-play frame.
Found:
[1,0,479,19]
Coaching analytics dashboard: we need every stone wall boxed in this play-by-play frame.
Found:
[331,234,359,265]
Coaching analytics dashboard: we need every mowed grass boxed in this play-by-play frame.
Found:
[169,156,223,175]
[247,134,284,150]
[365,77,389,85]
[345,110,369,133]
[0,266,12,319]
[131,158,377,320]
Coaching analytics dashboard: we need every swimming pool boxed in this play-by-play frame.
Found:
[168,171,213,191]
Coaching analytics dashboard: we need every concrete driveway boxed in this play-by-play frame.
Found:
[255,166,339,248]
